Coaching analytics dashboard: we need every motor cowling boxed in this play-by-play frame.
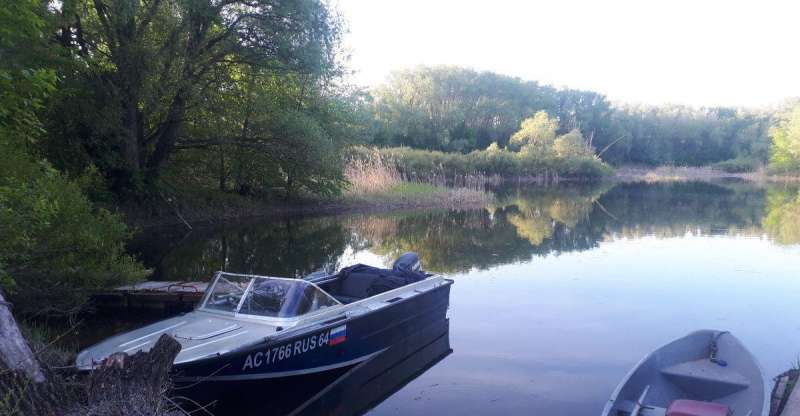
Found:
[392,252,422,274]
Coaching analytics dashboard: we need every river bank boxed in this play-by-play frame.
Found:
[613,165,800,183]
[120,183,492,229]
[122,165,791,229]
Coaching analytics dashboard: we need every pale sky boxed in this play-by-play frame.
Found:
[337,0,800,107]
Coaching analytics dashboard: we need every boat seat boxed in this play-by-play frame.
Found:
[665,399,729,416]
[660,359,749,399]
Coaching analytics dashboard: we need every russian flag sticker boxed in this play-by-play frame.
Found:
[329,325,347,346]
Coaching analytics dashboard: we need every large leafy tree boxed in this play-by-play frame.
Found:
[169,65,368,199]
[49,0,343,191]
[1,0,143,316]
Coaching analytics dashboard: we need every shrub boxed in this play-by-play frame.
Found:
[353,146,612,180]
[0,145,145,316]
[712,157,760,173]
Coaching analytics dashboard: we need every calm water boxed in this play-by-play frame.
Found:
[123,180,800,415]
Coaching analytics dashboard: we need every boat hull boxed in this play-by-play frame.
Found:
[172,279,452,383]
[179,316,452,415]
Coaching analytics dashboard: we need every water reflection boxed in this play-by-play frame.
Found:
[131,181,799,278]
[120,181,800,415]
[131,217,352,281]
[764,187,800,245]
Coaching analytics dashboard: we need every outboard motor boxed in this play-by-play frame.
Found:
[393,252,422,274]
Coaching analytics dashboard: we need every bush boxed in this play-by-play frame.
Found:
[711,157,760,173]
[0,144,145,316]
[768,105,800,175]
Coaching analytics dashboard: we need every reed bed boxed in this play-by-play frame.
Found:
[344,149,493,207]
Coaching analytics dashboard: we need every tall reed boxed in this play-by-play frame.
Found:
[346,148,494,194]
[344,149,403,195]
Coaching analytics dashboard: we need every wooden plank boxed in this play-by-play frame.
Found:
[92,280,207,311]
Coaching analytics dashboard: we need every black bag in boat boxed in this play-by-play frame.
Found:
[337,253,427,298]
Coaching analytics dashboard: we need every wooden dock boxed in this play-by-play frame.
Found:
[92,281,208,312]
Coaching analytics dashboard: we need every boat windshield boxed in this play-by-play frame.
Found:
[201,273,340,318]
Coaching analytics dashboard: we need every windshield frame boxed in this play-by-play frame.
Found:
[199,272,342,320]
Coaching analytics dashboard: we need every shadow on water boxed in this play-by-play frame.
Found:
[177,320,452,416]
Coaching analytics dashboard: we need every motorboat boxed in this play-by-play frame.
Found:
[76,253,453,385]
[601,330,767,416]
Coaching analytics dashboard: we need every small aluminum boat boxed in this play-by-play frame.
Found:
[76,253,453,384]
[602,330,767,416]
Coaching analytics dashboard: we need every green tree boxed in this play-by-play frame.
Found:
[769,105,800,174]
[509,111,559,151]
[554,129,593,158]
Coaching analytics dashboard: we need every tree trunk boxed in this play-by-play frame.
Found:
[0,289,45,383]
[86,334,181,406]
[122,100,142,174]
[146,92,187,181]
[218,145,226,191]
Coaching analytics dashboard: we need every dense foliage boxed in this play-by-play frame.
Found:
[370,67,612,154]
[368,66,777,169]
[361,111,610,179]
[768,104,800,174]
[0,0,143,316]
[39,0,358,198]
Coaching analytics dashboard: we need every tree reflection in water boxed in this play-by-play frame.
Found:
[763,187,800,245]
[130,181,800,279]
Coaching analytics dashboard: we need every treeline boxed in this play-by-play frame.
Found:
[368,66,799,171]
[370,66,612,154]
